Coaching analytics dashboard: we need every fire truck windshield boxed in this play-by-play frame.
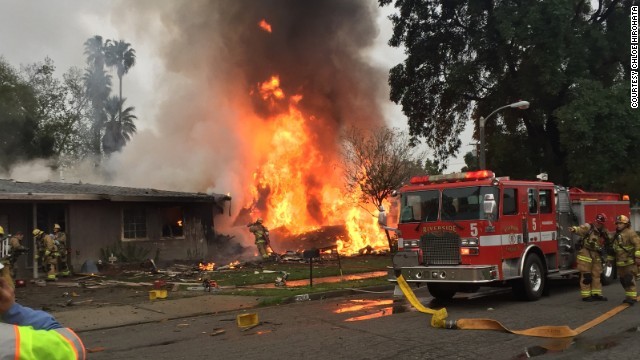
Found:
[399,186,499,223]
[443,186,499,221]
[399,190,439,223]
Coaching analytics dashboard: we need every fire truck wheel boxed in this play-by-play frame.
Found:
[427,283,457,301]
[513,254,545,301]
[600,262,616,286]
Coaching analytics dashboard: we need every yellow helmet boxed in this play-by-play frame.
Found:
[0,226,4,235]
[615,215,630,224]
[54,223,61,230]
[32,229,43,237]
[256,218,263,224]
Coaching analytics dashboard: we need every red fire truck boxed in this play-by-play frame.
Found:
[378,170,630,301]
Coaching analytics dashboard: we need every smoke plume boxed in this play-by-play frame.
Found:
[106,0,389,248]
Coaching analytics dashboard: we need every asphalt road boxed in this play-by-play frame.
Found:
[80,278,640,360]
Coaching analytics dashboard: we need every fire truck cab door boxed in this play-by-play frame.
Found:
[526,188,541,243]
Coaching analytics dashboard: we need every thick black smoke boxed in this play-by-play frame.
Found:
[109,0,389,250]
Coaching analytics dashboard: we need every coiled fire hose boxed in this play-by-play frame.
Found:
[396,275,634,338]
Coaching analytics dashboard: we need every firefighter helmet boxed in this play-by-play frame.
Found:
[32,229,43,237]
[256,218,263,224]
[54,223,61,230]
[615,215,630,224]
[0,226,4,235]
[595,213,607,224]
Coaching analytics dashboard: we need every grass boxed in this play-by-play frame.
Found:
[228,277,391,306]
[218,255,392,305]
[213,254,392,287]
[107,254,393,305]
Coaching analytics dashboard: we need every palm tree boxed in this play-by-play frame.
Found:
[105,40,136,123]
[84,36,106,70]
[83,35,111,155]
[102,96,137,155]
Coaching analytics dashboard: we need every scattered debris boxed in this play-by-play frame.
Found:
[210,328,226,336]
[274,271,289,287]
[240,323,261,332]
[294,294,310,301]
[358,245,374,255]
[237,313,259,328]
[203,280,219,292]
[87,347,106,353]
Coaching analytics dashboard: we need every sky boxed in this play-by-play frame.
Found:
[0,0,474,183]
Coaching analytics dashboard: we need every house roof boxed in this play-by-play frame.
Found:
[0,178,232,204]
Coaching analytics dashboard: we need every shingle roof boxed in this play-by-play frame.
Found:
[0,178,231,204]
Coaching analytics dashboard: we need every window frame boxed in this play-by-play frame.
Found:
[122,206,148,241]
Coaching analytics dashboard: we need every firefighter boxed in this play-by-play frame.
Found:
[33,229,58,281]
[611,215,640,305]
[7,231,28,280]
[248,218,270,260]
[0,226,11,287]
[570,213,610,301]
[53,224,71,276]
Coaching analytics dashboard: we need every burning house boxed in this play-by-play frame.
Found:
[0,179,230,278]
[103,1,396,257]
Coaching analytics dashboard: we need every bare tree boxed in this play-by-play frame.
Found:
[341,126,429,208]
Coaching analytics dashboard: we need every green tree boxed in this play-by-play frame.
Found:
[105,40,136,124]
[380,0,638,187]
[460,151,480,172]
[102,96,137,155]
[22,59,93,166]
[0,58,54,171]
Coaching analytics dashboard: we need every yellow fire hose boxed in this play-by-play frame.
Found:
[396,275,634,338]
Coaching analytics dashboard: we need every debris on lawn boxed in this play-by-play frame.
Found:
[274,271,289,287]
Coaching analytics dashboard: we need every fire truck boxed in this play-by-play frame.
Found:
[378,170,631,301]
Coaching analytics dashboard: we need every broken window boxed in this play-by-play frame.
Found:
[160,206,184,238]
[123,207,147,240]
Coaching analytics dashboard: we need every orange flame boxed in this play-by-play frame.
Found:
[259,19,272,33]
[198,262,215,271]
[247,76,388,255]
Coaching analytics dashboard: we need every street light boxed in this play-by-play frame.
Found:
[479,100,530,169]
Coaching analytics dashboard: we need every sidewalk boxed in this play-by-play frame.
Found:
[52,278,394,332]
[53,295,261,332]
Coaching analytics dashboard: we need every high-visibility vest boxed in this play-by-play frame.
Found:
[0,323,86,360]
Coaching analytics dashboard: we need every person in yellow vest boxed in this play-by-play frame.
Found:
[53,224,71,276]
[570,213,610,301]
[611,215,640,305]
[33,229,58,280]
[248,218,271,260]
[0,273,86,359]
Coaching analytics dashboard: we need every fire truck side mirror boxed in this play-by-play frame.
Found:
[378,205,388,227]
[483,194,496,218]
